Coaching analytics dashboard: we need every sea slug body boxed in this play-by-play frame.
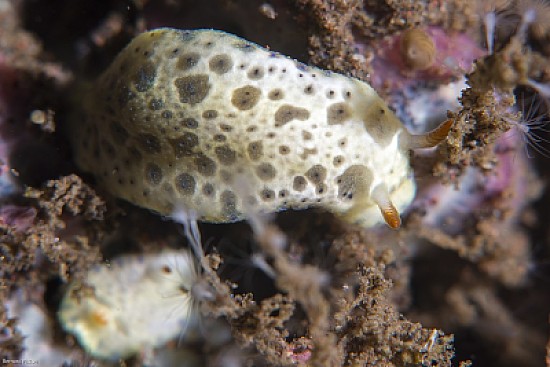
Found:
[69,28,451,228]
[58,250,198,360]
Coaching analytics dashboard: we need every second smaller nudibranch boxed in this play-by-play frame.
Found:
[68,28,453,229]
[58,250,198,360]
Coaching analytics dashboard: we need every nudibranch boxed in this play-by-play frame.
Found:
[69,28,451,228]
[58,250,198,359]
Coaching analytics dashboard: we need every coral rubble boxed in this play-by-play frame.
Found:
[0,0,549,366]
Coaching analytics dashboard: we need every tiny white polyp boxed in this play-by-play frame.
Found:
[58,250,198,360]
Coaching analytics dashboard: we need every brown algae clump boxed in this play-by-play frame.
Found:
[68,28,451,228]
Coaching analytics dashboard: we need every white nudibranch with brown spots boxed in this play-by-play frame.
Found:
[70,28,452,228]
